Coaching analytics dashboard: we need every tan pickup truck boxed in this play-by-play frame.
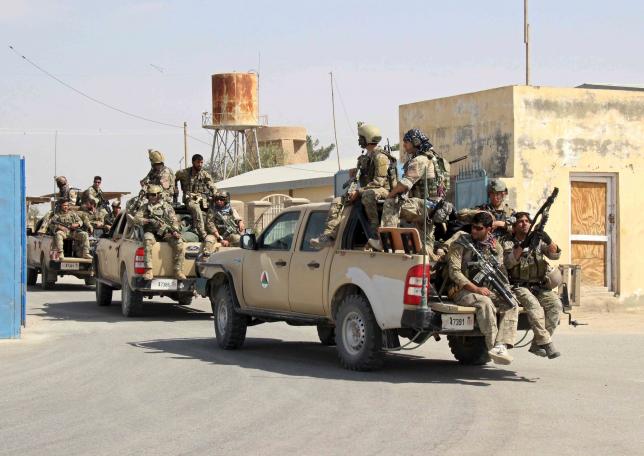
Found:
[93,208,202,317]
[26,216,95,289]
[196,202,535,371]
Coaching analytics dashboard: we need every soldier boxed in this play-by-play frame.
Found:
[174,153,217,240]
[78,197,105,234]
[503,212,562,358]
[446,211,518,365]
[202,191,245,255]
[83,175,109,218]
[371,128,437,256]
[458,179,515,237]
[49,199,92,260]
[104,200,121,231]
[55,176,81,207]
[132,185,185,280]
[140,149,175,204]
[310,122,394,248]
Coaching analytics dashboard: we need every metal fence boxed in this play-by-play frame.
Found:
[455,165,488,210]
[254,194,290,232]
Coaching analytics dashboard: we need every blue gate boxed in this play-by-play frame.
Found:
[455,166,488,210]
[0,155,26,338]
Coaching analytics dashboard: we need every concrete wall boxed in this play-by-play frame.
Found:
[400,85,644,298]
[248,126,309,165]
[227,184,333,204]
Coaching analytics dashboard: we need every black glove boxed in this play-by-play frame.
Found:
[539,231,553,246]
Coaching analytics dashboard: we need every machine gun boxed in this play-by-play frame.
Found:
[95,189,112,217]
[465,239,520,308]
[521,187,559,252]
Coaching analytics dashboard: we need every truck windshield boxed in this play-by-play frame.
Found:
[259,211,300,251]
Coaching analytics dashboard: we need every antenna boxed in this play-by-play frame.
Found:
[524,0,530,85]
[421,166,428,309]
[329,72,341,171]
[53,130,58,197]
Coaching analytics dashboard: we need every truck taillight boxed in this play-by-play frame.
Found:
[403,264,431,306]
[134,247,146,274]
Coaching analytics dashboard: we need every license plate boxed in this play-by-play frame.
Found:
[150,278,177,290]
[442,314,474,331]
[60,262,80,271]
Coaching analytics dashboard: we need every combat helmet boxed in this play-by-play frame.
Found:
[146,184,163,195]
[357,122,382,148]
[55,176,67,186]
[148,149,165,164]
[488,179,508,193]
[214,190,231,204]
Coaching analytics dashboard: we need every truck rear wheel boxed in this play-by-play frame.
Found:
[335,294,384,371]
[27,268,38,286]
[177,295,193,306]
[316,325,336,346]
[211,283,247,349]
[40,258,55,290]
[447,336,490,365]
[121,270,143,317]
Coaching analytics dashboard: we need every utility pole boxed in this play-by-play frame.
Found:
[524,0,530,85]
[329,72,341,171]
[53,130,58,196]
[183,121,188,167]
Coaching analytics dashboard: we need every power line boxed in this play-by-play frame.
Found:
[8,44,214,148]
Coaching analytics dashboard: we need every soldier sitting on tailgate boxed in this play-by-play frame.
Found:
[140,149,175,204]
[502,212,562,358]
[457,179,515,238]
[202,191,245,255]
[49,198,92,260]
[104,200,121,231]
[174,153,217,241]
[371,128,438,257]
[310,122,395,248]
[131,185,185,280]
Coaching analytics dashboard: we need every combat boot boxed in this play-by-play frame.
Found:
[143,269,153,280]
[175,270,187,280]
[528,341,547,357]
[367,238,383,251]
[488,344,513,365]
[540,342,561,359]
[310,235,335,249]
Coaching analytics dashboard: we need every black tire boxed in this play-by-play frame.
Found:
[27,268,38,286]
[84,277,96,286]
[316,325,336,346]
[211,283,247,349]
[334,294,384,371]
[177,295,193,306]
[121,270,143,317]
[447,336,490,365]
[95,279,113,307]
[40,258,55,290]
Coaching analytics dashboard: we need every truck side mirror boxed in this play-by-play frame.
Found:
[240,233,257,250]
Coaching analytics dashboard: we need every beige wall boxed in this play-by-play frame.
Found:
[225,184,333,204]
[248,126,309,165]
[400,85,644,298]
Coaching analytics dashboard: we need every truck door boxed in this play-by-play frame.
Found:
[242,211,300,311]
[288,210,331,315]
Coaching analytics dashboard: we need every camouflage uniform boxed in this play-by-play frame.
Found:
[503,235,563,336]
[133,200,184,273]
[141,166,175,203]
[175,167,217,240]
[203,205,243,254]
[360,147,394,238]
[447,233,518,350]
[79,206,105,233]
[381,151,437,257]
[458,203,515,237]
[49,210,91,258]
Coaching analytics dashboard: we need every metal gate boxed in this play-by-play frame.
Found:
[256,194,290,232]
[455,166,488,210]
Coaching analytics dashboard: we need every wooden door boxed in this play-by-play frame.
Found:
[570,180,611,287]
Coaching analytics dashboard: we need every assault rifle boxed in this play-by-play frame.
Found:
[521,187,559,252]
[148,212,179,236]
[215,211,241,238]
[95,189,112,216]
[465,239,520,308]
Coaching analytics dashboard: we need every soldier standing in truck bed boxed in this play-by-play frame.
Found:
[140,149,175,204]
[174,153,217,241]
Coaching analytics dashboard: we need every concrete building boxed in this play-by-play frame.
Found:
[247,126,309,165]
[400,85,644,299]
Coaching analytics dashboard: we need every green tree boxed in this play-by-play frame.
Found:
[306,135,335,162]
[389,142,400,151]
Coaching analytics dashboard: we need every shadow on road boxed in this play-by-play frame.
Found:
[130,337,537,386]
[39,300,212,323]
[27,283,94,293]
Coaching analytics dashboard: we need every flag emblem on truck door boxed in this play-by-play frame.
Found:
[260,271,269,288]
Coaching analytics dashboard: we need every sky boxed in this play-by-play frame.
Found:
[1,0,643,198]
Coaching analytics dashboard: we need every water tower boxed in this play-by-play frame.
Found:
[202,72,262,180]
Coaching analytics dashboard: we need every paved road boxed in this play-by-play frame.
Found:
[1,277,643,456]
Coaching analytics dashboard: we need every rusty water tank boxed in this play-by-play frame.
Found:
[211,73,258,127]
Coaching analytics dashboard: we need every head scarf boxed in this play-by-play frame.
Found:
[403,128,433,153]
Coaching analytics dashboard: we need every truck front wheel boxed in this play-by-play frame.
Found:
[335,294,384,371]
[211,283,247,349]
[447,336,490,365]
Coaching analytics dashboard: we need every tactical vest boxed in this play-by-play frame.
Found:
[455,234,499,284]
[406,152,433,199]
[507,242,549,284]
[356,154,371,188]
[212,206,238,236]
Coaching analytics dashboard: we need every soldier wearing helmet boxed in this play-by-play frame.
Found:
[502,211,562,359]
[140,149,175,204]
[202,191,244,253]
[131,184,185,280]
[174,153,217,240]
[104,200,121,231]
[54,176,81,207]
[371,128,438,258]
[78,196,105,234]
[457,178,515,237]
[310,122,395,248]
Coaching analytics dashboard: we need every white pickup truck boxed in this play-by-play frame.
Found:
[195,202,533,371]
